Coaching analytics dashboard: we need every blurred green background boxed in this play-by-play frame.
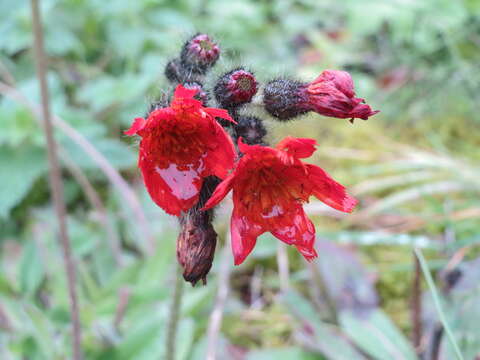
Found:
[1,0,480,359]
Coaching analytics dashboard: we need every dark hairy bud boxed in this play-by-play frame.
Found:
[165,58,183,83]
[214,68,258,109]
[263,78,309,120]
[235,116,267,145]
[180,34,220,74]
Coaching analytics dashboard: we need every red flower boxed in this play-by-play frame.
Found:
[203,137,357,265]
[125,85,236,216]
[306,70,379,121]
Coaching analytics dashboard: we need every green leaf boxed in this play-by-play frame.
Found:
[116,310,165,360]
[19,241,45,296]
[340,309,417,360]
[282,290,366,360]
[246,347,316,360]
[61,137,136,170]
[0,146,46,218]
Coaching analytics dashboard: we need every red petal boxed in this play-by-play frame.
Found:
[276,137,317,158]
[204,107,236,123]
[204,121,236,179]
[202,173,235,210]
[271,206,318,261]
[139,156,203,216]
[323,69,355,98]
[231,206,265,265]
[173,84,198,100]
[125,117,147,136]
[305,164,357,213]
[237,137,265,155]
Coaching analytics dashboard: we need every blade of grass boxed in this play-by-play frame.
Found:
[414,248,463,360]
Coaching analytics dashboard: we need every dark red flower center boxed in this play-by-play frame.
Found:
[227,70,258,103]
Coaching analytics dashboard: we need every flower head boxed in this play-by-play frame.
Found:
[263,70,379,122]
[125,85,236,216]
[181,34,220,74]
[203,137,357,265]
[214,69,258,108]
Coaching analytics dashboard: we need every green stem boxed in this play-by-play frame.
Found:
[165,264,184,360]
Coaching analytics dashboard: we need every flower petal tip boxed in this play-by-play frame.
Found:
[125,117,146,136]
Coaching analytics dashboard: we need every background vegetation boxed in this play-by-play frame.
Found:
[1,0,480,359]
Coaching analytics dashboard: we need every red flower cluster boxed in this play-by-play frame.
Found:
[125,85,236,216]
[203,137,357,265]
[305,70,379,121]
[128,73,365,266]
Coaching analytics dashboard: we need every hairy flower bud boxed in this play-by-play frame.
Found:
[176,177,221,285]
[177,210,217,286]
[263,79,309,120]
[180,34,220,74]
[214,69,258,109]
[263,70,379,122]
[235,116,267,145]
[165,58,183,83]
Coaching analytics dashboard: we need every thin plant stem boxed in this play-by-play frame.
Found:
[61,152,123,266]
[30,0,82,358]
[165,264,184,360]
[414,248,463,360]
[277,243,290,292]
[206,232,232,360]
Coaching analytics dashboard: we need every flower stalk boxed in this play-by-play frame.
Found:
[30,0,82,358]
[165,264,184,360]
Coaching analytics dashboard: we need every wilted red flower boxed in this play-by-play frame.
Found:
[306,70,379,121]
[263,70,379,122]
[203,137,357,265]
[125,85,236,216]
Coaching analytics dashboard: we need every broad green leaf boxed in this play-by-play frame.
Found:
[282,290,366,360]
[0,146,46,218]
[61,137,136,170]
[340,309,417,360]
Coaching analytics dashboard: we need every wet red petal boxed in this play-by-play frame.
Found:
[124,117,147,136]
[204,107,236,123]
[231,206,265,265]
[305,164,357,213]
[276,136,317,158]
[271,206,317,261]
[202,173,235,210]
[139,156,203,216]
[204,121,236,179]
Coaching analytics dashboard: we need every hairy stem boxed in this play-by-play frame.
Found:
[30,0,82,358]
[165,264,184,360]
[206,235,232,360]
